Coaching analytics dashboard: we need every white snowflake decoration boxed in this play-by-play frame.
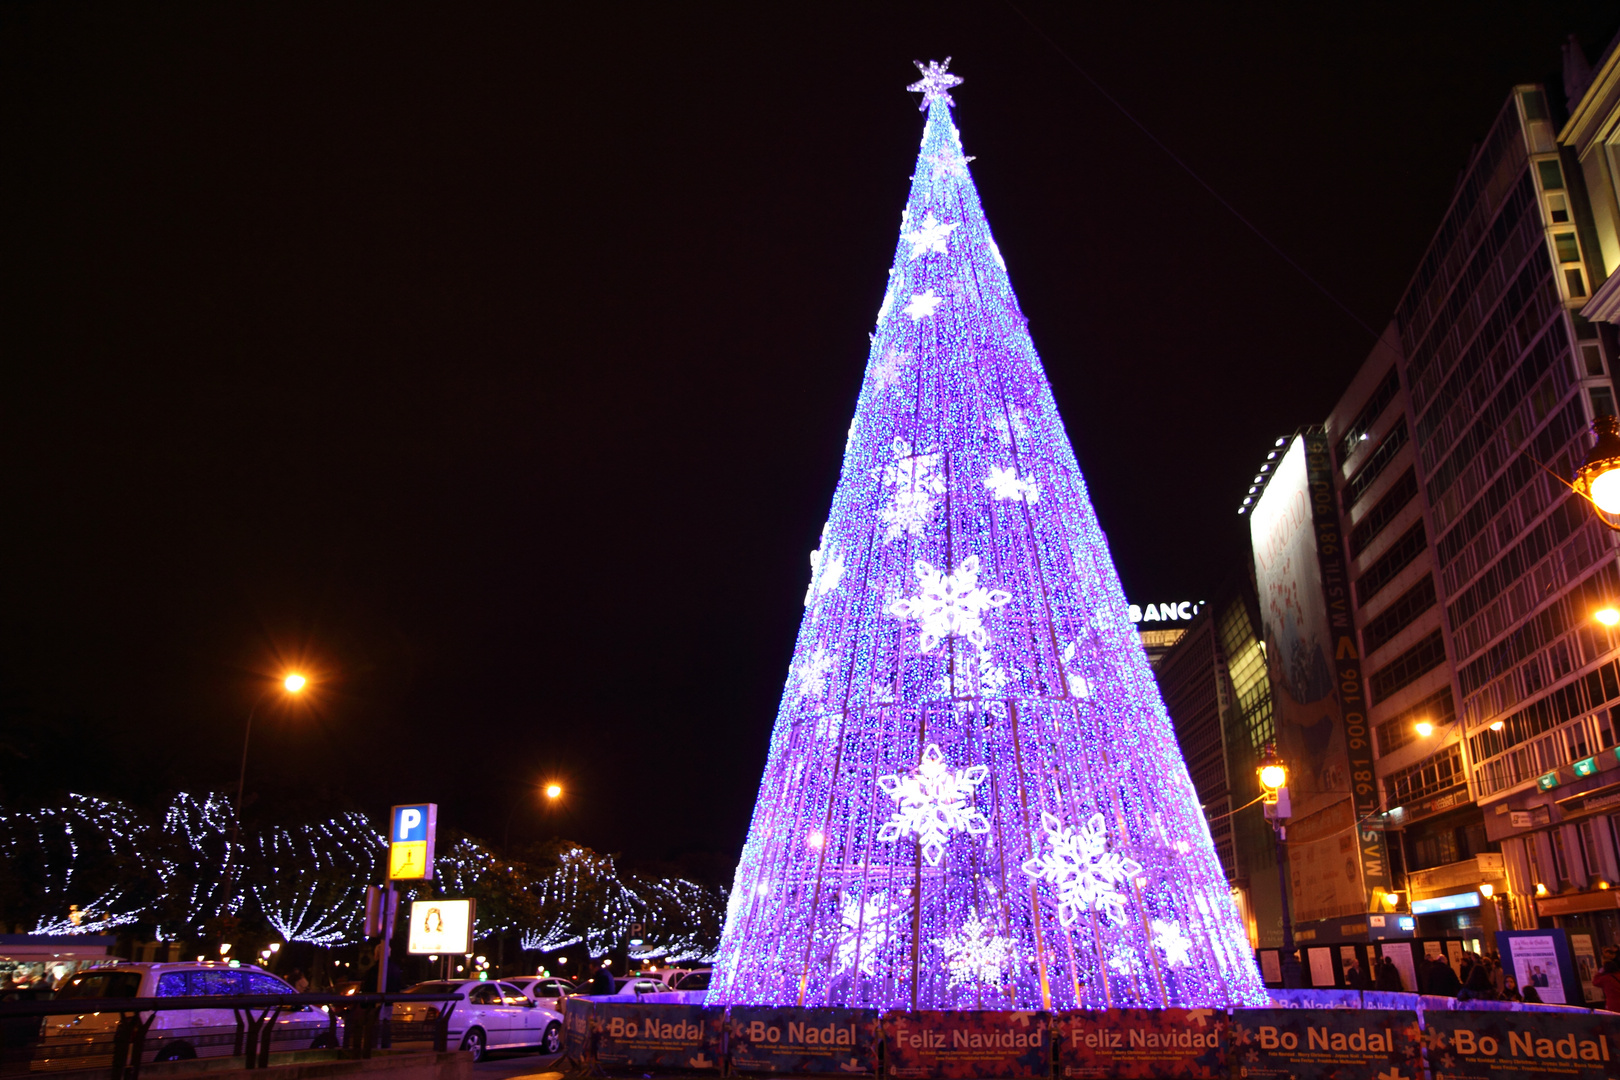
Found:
[1021,811,1143,927]
[876,743,991,866]
[984,465,1040,503]
[933,911,1015,989]
[872,347,910,390]
[836,890,898,976]
[907,57,964,110]
[877,288,895,323]
[990,407,1032,446]
[793,646,836,698]
[903,290,944,321]
[922,150,974,181]
[1060,642,1092,699]
[877,438,947,541]
[805,540,845,606]
[1107,944,1143,978]
[902,213,958,260]
[888,555,1013,653]
[1152,919,1192,967]
[935,650,1012,698]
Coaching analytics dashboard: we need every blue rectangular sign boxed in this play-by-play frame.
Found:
[393,804,433,842]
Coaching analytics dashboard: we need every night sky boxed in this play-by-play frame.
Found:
[4,3,1615,878]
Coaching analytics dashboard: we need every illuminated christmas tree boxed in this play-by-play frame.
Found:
[706,61,1266,1011]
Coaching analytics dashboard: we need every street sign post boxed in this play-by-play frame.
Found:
[388,804,437,881]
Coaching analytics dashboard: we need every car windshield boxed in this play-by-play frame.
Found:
[56,972,142,1000]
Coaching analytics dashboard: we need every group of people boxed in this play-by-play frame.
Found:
[1339,950,1527,1000]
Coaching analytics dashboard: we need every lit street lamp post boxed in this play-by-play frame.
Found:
[231,673,309,850]
[1256,743,1302,989]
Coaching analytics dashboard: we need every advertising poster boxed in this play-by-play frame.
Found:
[1250,433,1388,922]
[1422,1011,1619,1080]
[1308,948,1336,987]
[1380,943,1417,992]
[728,1007,880,1075]
[1447,941,1465,974]
[882,1011,1050,1080]
[1260,951,1282,985]
[1500,932,1568,1005]
[593,1002,723,1071]
[1229,1009,1422,1080]
[1054,1009,1224,1080]
[405,899,473,955]
[563,997,594,1065]
[1570,933,1600,1004]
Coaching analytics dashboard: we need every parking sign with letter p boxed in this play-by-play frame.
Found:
[389,803,436,880]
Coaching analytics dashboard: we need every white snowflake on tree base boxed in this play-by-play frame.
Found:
[888,555,1013,653]
[877,743,991,866]
[1152,919,1192,967]
[933,911,1015,989]
[1020,811,1143,927]
[836,890,901,976]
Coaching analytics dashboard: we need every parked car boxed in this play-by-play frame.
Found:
[611,975,669,997]
[504,975,576,1010]
[670,969,712,992]
[393,980,562,1062]
[39,962,336,1068]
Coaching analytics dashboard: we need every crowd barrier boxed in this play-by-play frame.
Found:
[561,994,1618,1079]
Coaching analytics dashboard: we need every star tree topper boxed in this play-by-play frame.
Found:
[907,58,963,111]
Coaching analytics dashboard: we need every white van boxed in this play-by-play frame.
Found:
[39,962,337,1066]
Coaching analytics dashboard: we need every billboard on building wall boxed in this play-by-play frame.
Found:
[1249,434,1386,922]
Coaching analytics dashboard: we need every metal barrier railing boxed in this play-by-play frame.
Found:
[0,992,460,1080]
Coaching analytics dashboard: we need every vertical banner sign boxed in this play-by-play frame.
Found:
[593,1003,723,1071]
[389,803,436,881]
[1424,1013,1618,1080]
[1054,1010,1225,1079]
[1250,435,1382,923]
[1228,1009,1422,1080]
[728,1007,880,1075]
[882,1011,1050,1080]
[563,997,595,1066]
[1304,425,1392,901]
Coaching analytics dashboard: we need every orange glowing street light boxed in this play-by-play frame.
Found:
[284,673,307,693]
[544,783,562,800]
[233,672,314,843]
[1596,608,1620,628]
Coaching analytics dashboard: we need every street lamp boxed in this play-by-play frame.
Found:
[1256,743,1302,989]
[1415,720,1434,737]
[544,783,562,800]
[1573,415,1620,530]
[232,673,310,846]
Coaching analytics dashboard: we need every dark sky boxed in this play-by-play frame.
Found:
[3,3,1615,876]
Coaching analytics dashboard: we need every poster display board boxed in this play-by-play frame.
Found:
[728,1007,880,1074]
[593,1002,723,1071]
[1054,1009,1224,1079]
[1381,942,1418,992]
[882,1011,1050,1079]
[1497,930,1582,1007]
[1308,948,1336,987]
[1229,1009,1422,1080]
[1570,933,1600,1005]
[563,997,594,1065]
[405,898,473,955]
[1423,1011,1619,1080]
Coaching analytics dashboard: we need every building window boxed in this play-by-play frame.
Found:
[1537,159,1564,190]
[1376,685,1455,756]
[1385,741,1465,806]
[1582,344,1604,376]
[1548,194,1570,223]
[1555,233,1582,263]
[1591,387,1617,418]
[1567,269,1588,297]
[1369,630,1447,704]
[1363,574,1438,656]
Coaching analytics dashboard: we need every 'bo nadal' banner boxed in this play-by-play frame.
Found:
[1229,1009,1423,1080]
[728,1007,880,1074]
[1055,1009,1225,1079]
[882,1011,1050,1079]
[592,1002,724,1072]
[1425,1011,1619,1080]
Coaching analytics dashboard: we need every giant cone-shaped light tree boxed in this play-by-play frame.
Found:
[708,62,1265,1011]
